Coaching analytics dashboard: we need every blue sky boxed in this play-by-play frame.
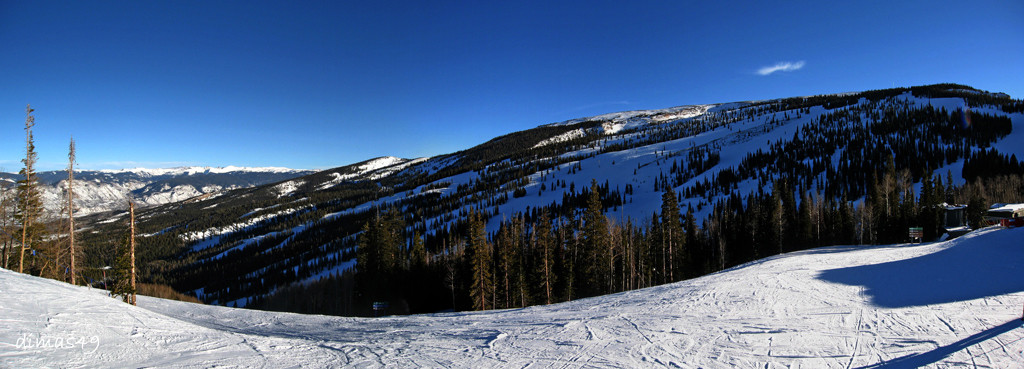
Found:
[1,1,1022,171]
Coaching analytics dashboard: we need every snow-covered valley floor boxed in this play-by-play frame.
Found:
[3,227,1024,368]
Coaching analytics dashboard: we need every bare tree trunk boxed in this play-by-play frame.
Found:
[667,226,673,283]
[19,208,27,273]
[68,138,76,284]
[1,185,8,269]
[443,239,456,310]
[607,218,616,293]
[628,226,635,291]
[129,201,136,306]
[660,223,666,284]
[543,245,551,305]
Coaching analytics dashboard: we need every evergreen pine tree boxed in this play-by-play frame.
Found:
[494,219,512,309]
[533,212,555,305]
[659,189,683,281]
[944,170,956,203]
[867,173,884,244]
[651,211,665,284]
[966,189,987,228]
[0,181,13,269]
[919,174,940,240]
[111,201,137,305]
[780,179,797,250]
[926,174,944,239]
[683,206,703,275]
[838,196,855,245]
[883,157,900,242]
[899,187,918,241]
[409,231,426,271]
[797,191,813,248]
[583,180,610,295]
[467,210,492,310]
[110,230,136,302]
[356,208,402,304]
[766,183,784,254]
[511,216,528,308]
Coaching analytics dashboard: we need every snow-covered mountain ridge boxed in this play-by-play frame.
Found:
[96,166,304,176]
[0,167,314,216]
[2,226,1022,368]
[543,103,714,128]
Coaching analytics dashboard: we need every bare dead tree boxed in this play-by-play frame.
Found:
[67,137,77,284]
[129,201,137,305]
[0,180,10,269]
[19,104,40,274]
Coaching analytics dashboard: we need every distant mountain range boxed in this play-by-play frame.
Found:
[0,167,314,216]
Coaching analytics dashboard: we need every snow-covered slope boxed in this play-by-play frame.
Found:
[544,104,714,129]
[3,227,1022,368]
[312,156,428,191]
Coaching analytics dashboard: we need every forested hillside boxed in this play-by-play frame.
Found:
[63,83,1024,316]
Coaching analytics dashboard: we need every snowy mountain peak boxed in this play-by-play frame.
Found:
[96,166,308,176]
[532,104,717,148]
[0,166,315,216]
[545,104,715,128]
[356,156,408,174]
[311,156,430,191]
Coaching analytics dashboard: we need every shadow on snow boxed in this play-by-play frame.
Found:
[818,228,1024,308]
[856,319,1022,369]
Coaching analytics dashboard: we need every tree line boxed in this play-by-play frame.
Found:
[251,164,1022,316]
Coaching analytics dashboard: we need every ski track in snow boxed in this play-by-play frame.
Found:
[2,227,1023,368]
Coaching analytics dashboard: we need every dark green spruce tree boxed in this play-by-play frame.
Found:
[356,208,402,305]
[467,210,492,311]
[660,189,683,281]
[583,180,611,295]
[533,212,555,305]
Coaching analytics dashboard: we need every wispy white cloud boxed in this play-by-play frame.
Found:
[757,61,806,76]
